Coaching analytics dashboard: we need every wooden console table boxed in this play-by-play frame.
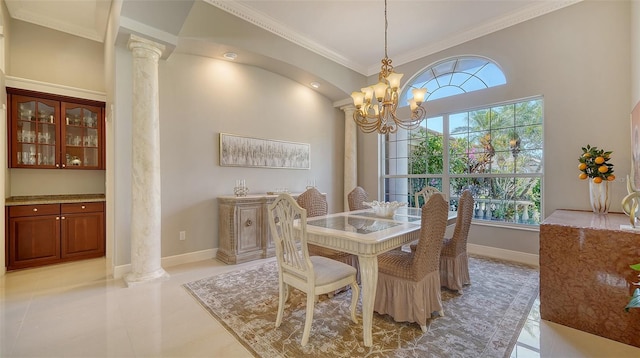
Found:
[218,193,311,264]
[540,210,640,348]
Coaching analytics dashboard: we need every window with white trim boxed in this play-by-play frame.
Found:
[385,57,543,226]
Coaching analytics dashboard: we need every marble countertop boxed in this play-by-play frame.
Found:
[5,194,106,206]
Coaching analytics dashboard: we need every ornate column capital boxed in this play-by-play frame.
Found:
[127,34,165,60]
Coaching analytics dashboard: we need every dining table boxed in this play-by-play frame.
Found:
[303,206,457,347]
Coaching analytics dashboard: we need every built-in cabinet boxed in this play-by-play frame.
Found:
[5,198,105,271]
[7,87,105,169]
[217,194,306,264]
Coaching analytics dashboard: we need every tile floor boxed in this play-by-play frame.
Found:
[2,257,640,357]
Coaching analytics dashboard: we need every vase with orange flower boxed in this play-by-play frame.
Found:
[578,144,615,214]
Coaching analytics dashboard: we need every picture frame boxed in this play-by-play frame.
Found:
[219,133,310,169]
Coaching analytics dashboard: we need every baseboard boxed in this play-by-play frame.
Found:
[468,243,539,267]
[113,248,218,279]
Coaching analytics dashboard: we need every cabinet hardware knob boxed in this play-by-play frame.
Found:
[56,164,60,168]
[81,205,85,209]
[246,219,253,226]
[61,216,66,220]
[56,217,60,220]
[33,208,38,212]
[62,164,66,168]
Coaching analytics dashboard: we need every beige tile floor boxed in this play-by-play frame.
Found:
[2,257,640,358]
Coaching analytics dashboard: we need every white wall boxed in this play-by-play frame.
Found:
[360,0,632,256]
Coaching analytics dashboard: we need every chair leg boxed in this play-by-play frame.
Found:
[420,325,427,333]
[436,309,445,317]
[276,281,287,327]
[301,293,315,346]
[349,281,359,323]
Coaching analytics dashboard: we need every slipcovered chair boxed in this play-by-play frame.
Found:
[440,189,474,293]
[414,185,441,208]
[348,186,369,211]
[373,193,449,332]
[297,188,360,282]
[267,194,359,346]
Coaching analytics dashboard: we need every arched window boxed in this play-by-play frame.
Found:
[385,56,544,227]
[401,56,506,105]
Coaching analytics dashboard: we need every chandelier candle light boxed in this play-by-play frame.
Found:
[350,0,427,135]
[578,144,615,214]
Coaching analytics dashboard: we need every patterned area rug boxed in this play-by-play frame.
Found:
[184,255,539,358]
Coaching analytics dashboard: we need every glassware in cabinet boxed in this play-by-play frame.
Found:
[62,103,102,169]
[11,94,60,168]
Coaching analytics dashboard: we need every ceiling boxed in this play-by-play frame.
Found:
[4,0,581,76]
[4,0,580,101]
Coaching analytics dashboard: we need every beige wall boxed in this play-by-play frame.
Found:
[360,0,632,255]
[111,48,344,265]
[633,0,640,106]
[0,0,8,274]
[2,0,637,271]
[8,20,104,92]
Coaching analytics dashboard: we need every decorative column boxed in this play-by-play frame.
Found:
[341,105,357,211]
[124,35,168,287]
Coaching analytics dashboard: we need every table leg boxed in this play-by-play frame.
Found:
[358,254,377,347]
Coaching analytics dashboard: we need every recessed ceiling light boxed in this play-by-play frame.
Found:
[223,52,237,60]
[310,82,320,89]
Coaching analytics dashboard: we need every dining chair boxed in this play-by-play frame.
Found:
[373,193,449,332]
[297,187,360,282]
[347,186,369,211]
[414,185,441,208]
[267,194,359,346]
[440,189,474,293]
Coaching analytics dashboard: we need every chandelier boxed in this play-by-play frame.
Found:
[350,0,427,135]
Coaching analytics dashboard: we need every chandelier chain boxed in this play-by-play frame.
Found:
[384,0,388,59]
[350,0,427,134]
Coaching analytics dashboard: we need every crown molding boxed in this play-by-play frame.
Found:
[204,0,367,75]
[206,0,581,77]
[383,0,582,75]
[10,7,104,43]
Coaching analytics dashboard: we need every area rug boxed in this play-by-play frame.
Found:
[184,255,539,358]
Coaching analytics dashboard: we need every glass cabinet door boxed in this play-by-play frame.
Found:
[12,95,59,168]
[62,103,102,169]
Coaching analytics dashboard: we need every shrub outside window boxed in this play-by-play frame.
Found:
[384,98,543,226]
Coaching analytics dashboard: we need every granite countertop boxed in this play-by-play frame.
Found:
[5,194,106,206]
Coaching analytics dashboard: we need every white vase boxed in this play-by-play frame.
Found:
[589,180,610,214]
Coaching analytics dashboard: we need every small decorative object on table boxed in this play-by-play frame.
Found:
[363,200,406,218]
[234,179,249,197]
[578,144,615,214]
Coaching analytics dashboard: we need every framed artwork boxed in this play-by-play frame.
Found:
[631,101,640,190]
[219,133,310,169]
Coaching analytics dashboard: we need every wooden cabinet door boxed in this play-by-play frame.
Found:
[7,88,105,170]
[236,205,261,254]
[61,102,104,169]
[9,94,60,168]
[8,215,60,270]
[60,204,105,259]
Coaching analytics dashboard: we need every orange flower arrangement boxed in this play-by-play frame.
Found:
[578,144,615,183]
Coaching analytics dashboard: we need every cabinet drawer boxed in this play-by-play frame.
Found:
[61,202,104,214]
[9,204,60,218]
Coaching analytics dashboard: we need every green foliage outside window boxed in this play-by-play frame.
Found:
[403,98,543,225]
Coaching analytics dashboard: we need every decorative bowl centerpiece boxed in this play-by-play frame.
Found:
[363,200,407,218]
